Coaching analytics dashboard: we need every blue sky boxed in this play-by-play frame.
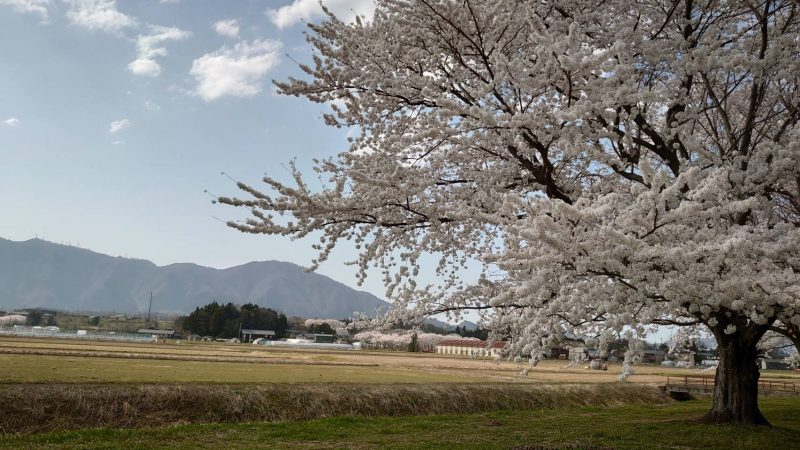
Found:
[0,0,392,297]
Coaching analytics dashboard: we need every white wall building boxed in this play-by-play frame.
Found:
[435,339,505,358]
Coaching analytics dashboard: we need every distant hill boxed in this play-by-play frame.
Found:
[423,317,453,330]
[422,318,480,332]
[457,320,479,331]
[0,238,390,318]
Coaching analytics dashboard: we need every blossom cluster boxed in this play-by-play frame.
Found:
[221,0,800,369]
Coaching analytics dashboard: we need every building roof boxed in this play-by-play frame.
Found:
[643,349,665,355]
[137,329,175,336]
[436,339,506,349]
[241,329,276,335]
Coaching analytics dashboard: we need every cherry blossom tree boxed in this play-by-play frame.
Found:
[353,329,456,351]
[758,330,797,360]
[219,0,800,424]
[304,318,349,336]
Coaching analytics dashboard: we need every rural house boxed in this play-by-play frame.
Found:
[137,329,176,339]
[241,329,276,343]
[642,349,666,363]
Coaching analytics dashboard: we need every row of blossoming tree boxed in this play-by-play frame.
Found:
[353,330,466,351]
[219,0,800,424]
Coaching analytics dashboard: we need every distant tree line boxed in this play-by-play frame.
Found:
[414,322,490,340]
[306,322,336,335]
[453,326,488,340]
[177,302,288,339]
[25,309,57,327]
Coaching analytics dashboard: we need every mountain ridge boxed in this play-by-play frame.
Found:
[0,238,390,318]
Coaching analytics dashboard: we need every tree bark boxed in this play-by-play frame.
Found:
[702,331,769,425]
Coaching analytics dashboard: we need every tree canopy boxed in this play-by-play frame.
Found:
[220,0,800,424]
[178,302,288,338]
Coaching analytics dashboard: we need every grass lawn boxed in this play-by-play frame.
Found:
[2,397,798,449]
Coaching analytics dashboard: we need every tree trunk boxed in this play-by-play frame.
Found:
[702,333,769,425]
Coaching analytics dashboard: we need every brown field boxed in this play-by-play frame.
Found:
[1,335,799,447]
[2,335,798,385]
[0,335,691,434]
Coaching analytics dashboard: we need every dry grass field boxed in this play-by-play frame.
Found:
[7,335,792,385]
[2,335,799,449]
[0,382,673,434]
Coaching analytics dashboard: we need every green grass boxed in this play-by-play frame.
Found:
[2,397,798,449]
[0,354,480,384]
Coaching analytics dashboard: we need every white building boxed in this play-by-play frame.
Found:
[435,339,505,358]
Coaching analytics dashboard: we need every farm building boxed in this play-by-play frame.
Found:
[310,333,336,344]
[642,349,666,363]
[567,345,599,360]
[137,329,176,339]
[435,339,505,357]
[241,329,276,343]
[759,358,792,370]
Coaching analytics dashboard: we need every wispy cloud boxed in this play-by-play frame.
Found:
[190,39,282,102]
[64,0,137,33]
[144,100,160,111]
[213,19,239,38]
[108,118,130,133]
[0,0,51,22]
[128,25,191,77]
[3,117,20,127]
[266,0,375,29]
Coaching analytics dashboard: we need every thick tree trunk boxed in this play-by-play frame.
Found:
[702,333,769,425]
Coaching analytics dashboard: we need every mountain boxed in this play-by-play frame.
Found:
[421,318,480,331]
[457,320,479,331]
[423,317,454,330]
[0,238,390,318]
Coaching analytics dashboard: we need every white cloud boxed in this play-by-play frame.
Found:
[190,39,282,102]
[213,19,239,38]
[64,0,137,33]
[144,100,160,111]
[3,117,20,127]
[108,118,130,133]
[128,25,191,77]
[128,59,160,77]
[266,0,375,29]
[111,140,124,145]
[0,0,51,22]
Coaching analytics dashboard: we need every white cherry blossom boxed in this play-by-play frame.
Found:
[220,0,800,425]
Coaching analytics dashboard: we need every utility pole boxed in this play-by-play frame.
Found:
[146,292,153,329]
